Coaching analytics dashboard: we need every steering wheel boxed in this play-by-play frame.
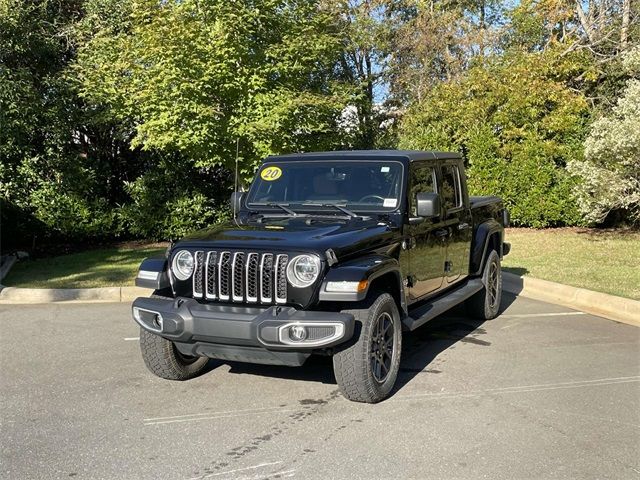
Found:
[358,194,385,204]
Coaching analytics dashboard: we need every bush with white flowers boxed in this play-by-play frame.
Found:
[569,46,640,224]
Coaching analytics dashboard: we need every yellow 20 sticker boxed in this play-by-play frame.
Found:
[260,166,282,181]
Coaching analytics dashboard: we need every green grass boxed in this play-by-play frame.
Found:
[3,244,167,289]
[503,228,640,300]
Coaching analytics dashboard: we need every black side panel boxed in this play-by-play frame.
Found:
[469,195,502,208]
[318,254,404,303]
[404,278,484,330]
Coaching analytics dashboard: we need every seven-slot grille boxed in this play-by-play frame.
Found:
[192,251,288,304]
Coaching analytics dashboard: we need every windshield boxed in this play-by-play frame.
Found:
[247,160,404,212]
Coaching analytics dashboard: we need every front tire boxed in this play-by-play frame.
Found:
[467,249,502,320]
[333,292,402,403]
[139,328,209,380]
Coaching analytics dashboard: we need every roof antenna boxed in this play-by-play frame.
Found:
[233,138,240,226]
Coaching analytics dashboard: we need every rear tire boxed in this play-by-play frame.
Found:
[467,249,502,320]
[139,329,209,381]
[332,292,402,403]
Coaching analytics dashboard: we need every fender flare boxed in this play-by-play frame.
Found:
[471,220,503,276]
[135,256,171,290]
[318,254,407,314]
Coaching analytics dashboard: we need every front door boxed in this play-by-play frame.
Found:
[440,163,472,284]
[405,164,446,301]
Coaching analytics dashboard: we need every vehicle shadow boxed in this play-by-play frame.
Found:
[502,267,530,297]
[503,266,528,277]
[205,292,520,393]
[390,291,517,397]
[213,355,336,385]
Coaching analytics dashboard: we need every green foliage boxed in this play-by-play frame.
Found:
[0,0,118,244]
[76,0,351,179]
[2,0,637,248]
[399,49,589,227]
[119,157,231,240]
[569,46,640,225]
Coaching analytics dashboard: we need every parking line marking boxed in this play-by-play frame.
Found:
[124,337,139,341]
[395,376,640,401]
[500,312,586,319]
[144,406,291,422]
[187,461,283,480]
[145,408,301,426]
[488,375,640,390]
[531,405,640,429]
[231,469,296,480]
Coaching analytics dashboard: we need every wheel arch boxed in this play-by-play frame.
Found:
[471,220,503,276]
[318,254,407,316]
[368,271,405,316]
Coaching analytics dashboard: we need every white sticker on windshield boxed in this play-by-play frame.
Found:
[381,166,390,173]
[383,198,397,208]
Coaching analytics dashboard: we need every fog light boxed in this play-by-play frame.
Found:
[289,325,308,341]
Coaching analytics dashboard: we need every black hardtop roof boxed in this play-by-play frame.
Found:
[264,150,461,163]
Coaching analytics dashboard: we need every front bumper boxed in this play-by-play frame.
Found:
[131,297,355,366]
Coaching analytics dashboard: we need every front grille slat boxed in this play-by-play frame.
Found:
[232,252,245,302]
[193,251,204,298]
[205,251,217,299]
[218,252,231,301]
[197,250,287,305]
[245,253,259,303]
[275,254,288,304]
[260,254,274,303]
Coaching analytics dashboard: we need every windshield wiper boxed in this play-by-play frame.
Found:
[301,203,358,217]
[250,202,298,216]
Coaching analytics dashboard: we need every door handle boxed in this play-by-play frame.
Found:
[435,229,449,239]
[458,222,470,230]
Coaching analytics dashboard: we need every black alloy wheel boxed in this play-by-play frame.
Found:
[370,312,395,383]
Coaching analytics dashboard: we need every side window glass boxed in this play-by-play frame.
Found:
[410,166,436,216]
[441,165,461,211]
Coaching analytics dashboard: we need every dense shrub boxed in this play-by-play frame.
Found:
[119,159,232,240]
[399,52,589,227]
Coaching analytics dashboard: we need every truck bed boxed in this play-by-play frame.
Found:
[470,195,502,208]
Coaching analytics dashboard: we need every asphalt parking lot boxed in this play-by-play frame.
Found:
[1,294,639,480]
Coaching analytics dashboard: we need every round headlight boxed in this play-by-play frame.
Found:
[171,250,194,281]
[286,254,321,288]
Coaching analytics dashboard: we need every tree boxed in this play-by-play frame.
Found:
[397,0,592,227]
[0,0,121,244]
[77,0,350,178]
[71,0,359,238]
[323,0,404,148]
[569,46,640,224]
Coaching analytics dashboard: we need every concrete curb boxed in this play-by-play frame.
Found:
[0,286,151,304]
[503,272,640,327]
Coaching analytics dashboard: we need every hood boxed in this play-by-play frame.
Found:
[175,217,398,259]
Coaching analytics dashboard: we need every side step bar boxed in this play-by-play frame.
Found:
[402,278,484,331]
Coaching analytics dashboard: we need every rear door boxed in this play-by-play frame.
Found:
[440,163,472,284]
[405,163,446,301]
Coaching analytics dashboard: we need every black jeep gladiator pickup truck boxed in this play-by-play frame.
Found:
[132,150,510,403]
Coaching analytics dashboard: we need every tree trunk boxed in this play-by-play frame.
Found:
[479,0,485,57]
[576,0,596,43]
[621,0,630,49]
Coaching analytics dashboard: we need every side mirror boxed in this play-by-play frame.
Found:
[230,191,245,215]
[416,192,440,218]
